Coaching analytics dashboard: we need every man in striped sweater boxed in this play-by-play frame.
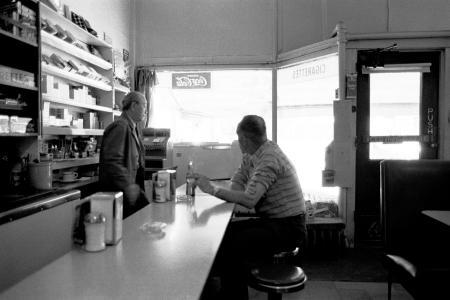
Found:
[194,115,306,300]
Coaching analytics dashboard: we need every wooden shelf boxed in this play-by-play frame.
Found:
[53,176,98,190]
[40,3,112,48]
[0,104,26,111]
[41,31,112,70]
[42,94,112,113]
[0,28,38,47]
[114,84,130,93]
[0,79,38,91]
[43,126,104,136]
[0,132,38,137]
[42,64,112,91]
[52,157,99,170]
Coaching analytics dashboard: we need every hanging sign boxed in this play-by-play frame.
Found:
[172,72,211,89]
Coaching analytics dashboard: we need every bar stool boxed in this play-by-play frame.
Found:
[248,247,307,300]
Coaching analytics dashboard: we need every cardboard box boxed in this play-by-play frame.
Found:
[0,115,9,133]
[10,116,32,133]
[83,112,95,129]
[41,74,54,95]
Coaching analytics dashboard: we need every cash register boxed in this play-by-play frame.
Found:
[142,128,174,178]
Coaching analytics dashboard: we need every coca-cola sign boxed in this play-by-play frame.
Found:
[172,72,211,89]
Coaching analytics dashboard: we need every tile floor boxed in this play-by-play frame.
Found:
[248,281,414,300]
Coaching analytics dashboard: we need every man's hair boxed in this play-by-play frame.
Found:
[237,115,267,145]
[122,91,145,111]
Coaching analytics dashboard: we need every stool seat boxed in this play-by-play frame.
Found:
[251,264,306,286]
[250,264,307,294]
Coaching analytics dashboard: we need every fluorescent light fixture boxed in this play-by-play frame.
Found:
[362,63,431,74]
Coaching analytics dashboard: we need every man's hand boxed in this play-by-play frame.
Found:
[124,183,141,205]
[192,173,214,195]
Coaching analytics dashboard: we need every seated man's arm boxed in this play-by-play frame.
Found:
[215,182,266,209]
[195,174,266,209]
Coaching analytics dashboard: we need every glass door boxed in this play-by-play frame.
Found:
[355,51,440,246]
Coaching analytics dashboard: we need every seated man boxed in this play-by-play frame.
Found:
[194,115,306,300]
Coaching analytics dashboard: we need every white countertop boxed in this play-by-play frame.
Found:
[422,210,450,227]
[0,187,234,300]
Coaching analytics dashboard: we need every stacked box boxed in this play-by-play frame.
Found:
[48,107,71,126]
[10,116,32,133]
[0,65,35,87]
[83,112,96,129]
[41,74,54,94]
[42,101,50,126]
[0,1,37,43]
[0,115,9,133]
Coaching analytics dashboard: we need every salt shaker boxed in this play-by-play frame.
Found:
[84,212,106,252]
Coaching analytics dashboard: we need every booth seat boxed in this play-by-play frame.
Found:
[380,159,450,299]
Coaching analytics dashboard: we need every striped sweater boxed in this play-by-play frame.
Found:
[231,140,306,218]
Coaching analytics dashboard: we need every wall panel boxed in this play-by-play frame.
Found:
[389,0,450,32]
[135,0,275,65]
[278,0,323,54]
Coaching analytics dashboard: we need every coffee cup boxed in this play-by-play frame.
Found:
[62,171,78,182]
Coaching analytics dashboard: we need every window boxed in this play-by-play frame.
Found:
[150,69,272,143]
[277,54,339,202]
[369,72,421,159]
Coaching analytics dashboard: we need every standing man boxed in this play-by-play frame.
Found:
[99,91,149,218]
[194,115,306,300]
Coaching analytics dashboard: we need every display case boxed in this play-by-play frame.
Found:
[0,0,41,194]
[39,2,114,137]
[38,2,131,179]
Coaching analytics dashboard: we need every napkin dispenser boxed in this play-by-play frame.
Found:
[90,191,123,245]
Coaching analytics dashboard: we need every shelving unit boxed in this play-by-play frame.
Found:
[0,79,38,90]
[41,31,112,70]
[39,1,113,182]
[0,132,39,137]
[43,126,103,136]
[42,94,112,113]
[1,0,131,194]
[0,0,40,167]
[41,64,112,91]
[39,1,126,138]
[52,175,99,191]
[0,27,38,47]
[52,157,99,170]
[39,3,111,48]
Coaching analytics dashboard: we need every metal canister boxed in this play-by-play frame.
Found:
[167,169,177,201]
[154,180,167,203]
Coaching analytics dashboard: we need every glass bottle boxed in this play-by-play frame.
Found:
[186,160,195,198]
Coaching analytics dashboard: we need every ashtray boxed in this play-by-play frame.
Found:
[176,195,194,202]
[140,222,167,239]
